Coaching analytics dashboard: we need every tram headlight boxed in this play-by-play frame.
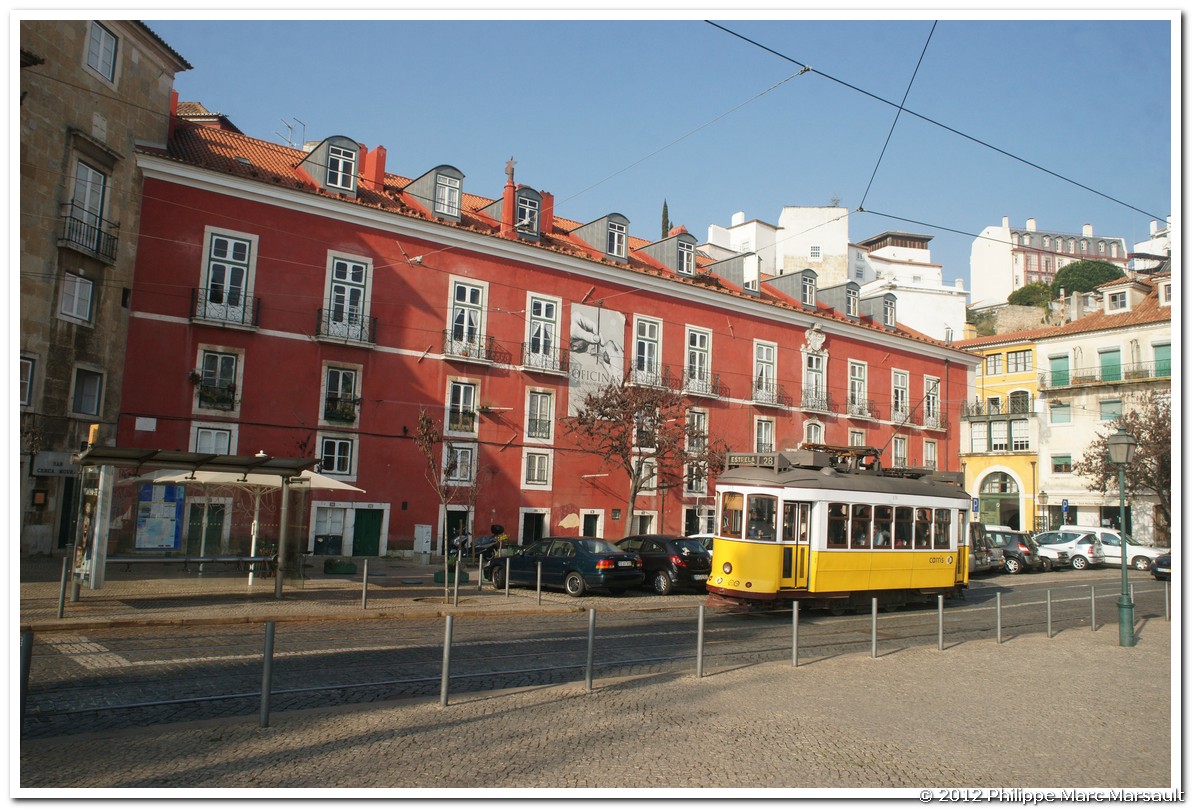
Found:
[722,562,732,574]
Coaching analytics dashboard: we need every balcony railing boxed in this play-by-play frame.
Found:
[918,412,948,430]
[630,363,673,389]
[318,309,377,344]
[520,342,569,375]
[60,201,118,263]
[753,381,791,408]
[443,330,495,362]
[801,388,834,413]
[846,397,877,419]
[192,288,260,327]
[1039,361,1171,390]
[962,398,1034,418]
[526,417,552,439]
[324,395,359,423]
[198,383,236,411]
[682,370,728,399]
[447,409,477,432]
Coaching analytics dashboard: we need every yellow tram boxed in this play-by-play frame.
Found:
[706,445,973,611]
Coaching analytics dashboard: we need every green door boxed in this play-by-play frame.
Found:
[186,503,225,556]
[352,510,382,556]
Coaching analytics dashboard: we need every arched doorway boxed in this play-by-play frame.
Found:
[978,472,1021,529]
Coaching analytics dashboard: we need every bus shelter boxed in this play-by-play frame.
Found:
[71,447,322,598]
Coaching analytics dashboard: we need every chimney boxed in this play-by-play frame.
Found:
[167,90,180,141]
[1026,218,1037,232]
[669,225,688,237]
[731,211,746,226]
[358,144,387,191]
[1150,220,1158,236]
[540,191,555,234]
[1082,223,1093,237]
[1002,216,1010,228]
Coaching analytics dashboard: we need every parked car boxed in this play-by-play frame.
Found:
[986,527,1043,574]
[615,534,712,595]
[483,537,643,597]
[1033,530,1106,570]
[688,533,715,553]
[1086,529,1168,571]
[1151,552,1171,582]
[968,524,998,575]
[985,524,1067,571]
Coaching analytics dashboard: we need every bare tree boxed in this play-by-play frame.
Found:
[564,378,728,536]
[413,409,465,600]
[1072,392,1171,544]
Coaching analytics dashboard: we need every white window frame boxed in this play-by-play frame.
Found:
[891,369,909,421]
[685,409,709,495]
[59,272,94,323]
[70,366,103,416]
[525,389,554,443]
[801,275,816,305]
[685,327,712,393]
[1107,291,1127,312]
[923,377,941,426]
[804,351,826,403]
[804,420,824,445]
[754,417,775,454]
[318,433,357,479]
[200,227,258,324]
[523,449,552,489]
[849,429,865,447]
[326,144,357,192]
[677,240,695,275]
[892,435,908,467]
[321,362,361,426]
[923,440,938,470]
[524,293,560,370]
[883,299,896,327]
[846,287,859,317]
[607,221,627,258]
[70,160,107,244]
[990,421,1008,451]
[85,22,117,82]
[448,278,487,355]
[446,379,478,436]
[195,345,242,415]
[1010,419,1030,451]
[1050,403,1072,425]
[20,355,35,408]
[971,424,988,453]
[633,316,662,385]
[435,174,461,217]
[847,361,868,415]
[809,245,822,261]
[325,253,372,341]
[753,341,777,402]
[444,443,475,484]
[516,195,540,234]
[192,423,236,455]
[1099,398,1123,422]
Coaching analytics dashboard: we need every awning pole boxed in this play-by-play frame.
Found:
[274,476,290,599]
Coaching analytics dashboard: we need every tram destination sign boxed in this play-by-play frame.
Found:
[727,452,779,469]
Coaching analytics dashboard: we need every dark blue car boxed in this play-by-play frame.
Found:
[485,537,643,597]
[1152,553,1171,581]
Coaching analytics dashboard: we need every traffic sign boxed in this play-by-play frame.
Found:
[1062,498,1069,513]
[971,498,979,512]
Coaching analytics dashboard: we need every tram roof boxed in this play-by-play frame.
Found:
[718,452,969,499]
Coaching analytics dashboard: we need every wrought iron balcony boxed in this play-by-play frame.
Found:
[520,342,569,375]
[198,383,236,411]
[318,309,377,344]
[753,381,791,408]
[443,330,495,362]
[526,417,553,439]
[323,395,359,423]
[962,398,1035,418]
[192,288,260,327]
[630,363,674,389]
[1039,361,1172,389]
[846,398,878,419]
[447,409,477,433]
[801,388,834,413]
[682,370,728,398]
[918,412,949,430]
[59,201,118,263]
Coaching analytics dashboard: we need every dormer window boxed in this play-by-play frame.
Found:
[607,221,627,258]
[677,240,695,275]
[516,195,539,235]
[846,287,859,317]
[436,175,461,217]
[327,145,357,192]
[884,299,896,327]
[1107,291,1127,312]
[1161,281,1171,306]
[801,275,816,306]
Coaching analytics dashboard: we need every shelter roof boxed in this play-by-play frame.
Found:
[73,448,319,478]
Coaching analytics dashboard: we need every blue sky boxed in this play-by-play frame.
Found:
[145,16,1175,289]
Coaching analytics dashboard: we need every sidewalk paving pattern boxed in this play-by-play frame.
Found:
[17,557,1175,792]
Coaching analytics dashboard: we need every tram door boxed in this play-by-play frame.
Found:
[784,502,812,589]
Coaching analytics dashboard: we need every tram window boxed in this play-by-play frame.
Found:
[746,495,777,540]
[721,492,743,538]
[933,509,952,549]
[782,502,811,543]
[894,507,914,548]
[873,505,894,548]
[851,504,872,548]
[827,503,849,548]
[914,508,933,549]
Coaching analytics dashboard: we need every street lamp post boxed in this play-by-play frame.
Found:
[1038,490,1049,532]
[1107,428,1138,648]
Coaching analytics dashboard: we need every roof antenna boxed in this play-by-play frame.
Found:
[276,117,307,148]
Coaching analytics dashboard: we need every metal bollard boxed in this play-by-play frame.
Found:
[1047,590,1053,638]
[259,621,275,728]
[996,592,1003,644]
[697,605,706,678]
[536,561,543,605]
[57,556,69,619]
[1091,585,1096,631]
[585,608,596,692]
[937,594,944,651]
[1165,582,1169,621]
[476,555,483,592]
[440,615,454,707]
[871,597,878,658]
[792,602,800,668]
[21,629,33,721]
[69,543,80,603]
[452,556,461,607]
[505,557,511,598]
[361,559,369,610]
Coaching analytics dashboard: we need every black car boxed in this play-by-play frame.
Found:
[615,534,712,595]
[987,528,1043,574]
[483,537,643,597]
[1152,552,1171,581]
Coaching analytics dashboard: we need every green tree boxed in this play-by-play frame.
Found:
[1051,259,1125,296]
[1072,392,1171,545]
[1007,281,1053,307]
[661,199,670,239]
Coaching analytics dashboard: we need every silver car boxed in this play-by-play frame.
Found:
[1033,530,1106,570]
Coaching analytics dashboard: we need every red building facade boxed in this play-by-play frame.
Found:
[118,106,976,556]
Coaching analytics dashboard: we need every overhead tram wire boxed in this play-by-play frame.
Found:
[705,20,1165,222]
[858,21,937,212]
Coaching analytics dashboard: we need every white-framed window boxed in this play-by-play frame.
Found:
[20,355,35,407]
[450,279,485,353]
[326,255,371,341]
[801,275,816,305]
[85,22,117,81]
[809,245,822,261]
[677,240,695,275]
[524,450,551,487]
[1160,282,1172,306]
[1107,291,1127,311]
[1010,419,1030,451]
[607,221,627,258]
[849,429,865,446]
[447,380,478,435]
[197,349,239,412]
[526,390,554,441]
[633,317,662,385]
[59,272,94,322]
[891,370,909,420]
[990,421,1008,451]
[71,367,103,416]
[804,352,825,404]
[194,425,233,454]
[848,361,868,415]
[435,174,461,217]
[805,420,824,444]
[753,341,777,402]
[1007,349,1032,373]
[445,443,475,483]
[846,287,859,317]
[201,228,257,324]
[923,377,940,425]
[892,435,908,467]
[924,440,938,470]
[1098,241,1106,254]
[971,424,988,453]
[68,160,107,252]
[516,195,539,234]
[320,435,356,477]
[686,327,712,393]
[323,365,359,424]
[525,294,560,369]
[638,459,658,494]
[883,299,896,327]
[326,145,357,191]
[685,409,709,495]
[755,417,775,454]
[1050,403,1072,425]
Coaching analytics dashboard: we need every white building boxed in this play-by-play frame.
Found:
[1130,217,1171,274]
[970,216,1129,308]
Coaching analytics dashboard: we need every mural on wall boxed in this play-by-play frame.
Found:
[568,303,625,416]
